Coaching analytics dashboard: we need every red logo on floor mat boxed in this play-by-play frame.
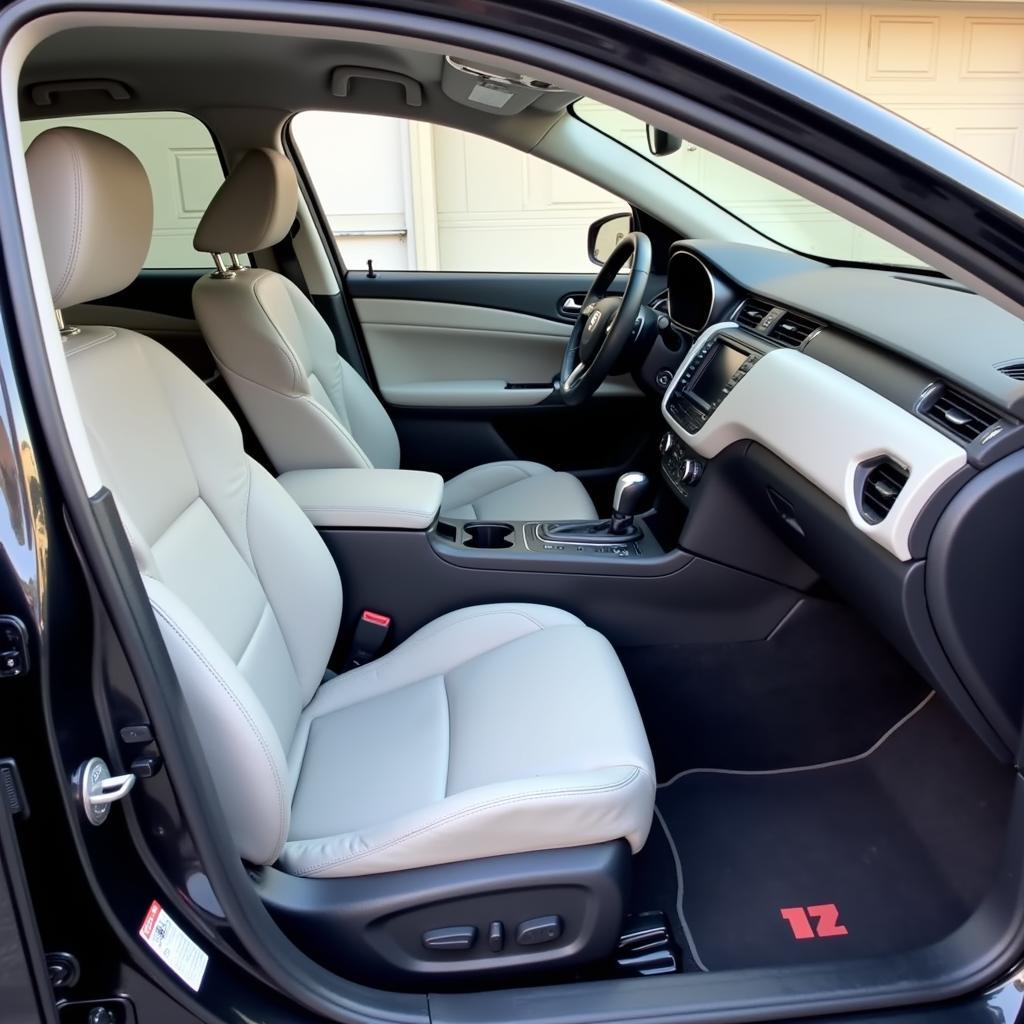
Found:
[780,904,848,940]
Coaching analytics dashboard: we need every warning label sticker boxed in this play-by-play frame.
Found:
[139,900,209,992]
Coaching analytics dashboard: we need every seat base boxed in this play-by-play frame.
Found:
[441,461,597,521]
[256,840,631,988]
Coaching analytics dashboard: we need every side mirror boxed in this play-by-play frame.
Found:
[588,212,632,266]
[646,124,682,156]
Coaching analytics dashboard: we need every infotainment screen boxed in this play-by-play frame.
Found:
[691,343,746,405]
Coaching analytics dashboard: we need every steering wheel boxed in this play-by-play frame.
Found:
[558,231,651,406]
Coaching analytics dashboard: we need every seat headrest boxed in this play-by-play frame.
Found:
[193,149,298,256]
[26,127,153,310]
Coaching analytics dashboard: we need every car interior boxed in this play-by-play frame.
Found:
[8,10,1024,1019]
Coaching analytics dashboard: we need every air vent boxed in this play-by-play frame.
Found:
[736,298,773,330]
[859,459,908,524]
[996,361,1024,381]
[770,311,822,346]
[921,384,999,443]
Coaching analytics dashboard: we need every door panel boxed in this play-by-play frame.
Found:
[347,270,610,321]
[354,296,639,407]
[348,271,661,508]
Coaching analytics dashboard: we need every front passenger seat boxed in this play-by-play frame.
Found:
[26,127,654,981]
[190,148,598,523]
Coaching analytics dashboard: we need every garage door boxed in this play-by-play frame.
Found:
[677,1,1024,183]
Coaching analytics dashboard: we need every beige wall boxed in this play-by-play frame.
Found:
[679,0,1024,182]
[293,112,624,273]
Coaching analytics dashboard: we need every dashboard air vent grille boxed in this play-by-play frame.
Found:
[770,311,822,346]
[997,361,1024,381]
[736,298,773,330]
[860,459,908,524]
[922,385,999,443]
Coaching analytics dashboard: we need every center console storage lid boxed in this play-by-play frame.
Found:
[277,468,443,530]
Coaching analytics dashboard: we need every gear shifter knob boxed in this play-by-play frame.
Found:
[610,472,650,534]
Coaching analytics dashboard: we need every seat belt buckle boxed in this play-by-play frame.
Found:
[348,610,391,668]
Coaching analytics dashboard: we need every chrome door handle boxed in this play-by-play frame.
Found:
[561,296,583,314]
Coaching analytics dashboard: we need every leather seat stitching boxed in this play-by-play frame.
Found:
[218,366,373,469]
[398,609,551,651]
[441,673,452,800]
[151,600,288,858]
[242,462,304,692]
[63,327,119,356]
[252,272,307,392]
[445,463,535,507]
[54,131,84,305]
[292,767,644,875]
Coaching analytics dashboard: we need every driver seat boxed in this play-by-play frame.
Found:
[191,149,597,522]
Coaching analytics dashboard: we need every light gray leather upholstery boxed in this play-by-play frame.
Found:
[277,468,443,530]
[26,127,654,877]
[440,460,597,520]
[193,266,402,471]
[26,127,153,309]
[191,149,597,522]
[193,148,299,255]
[282,604,654,877]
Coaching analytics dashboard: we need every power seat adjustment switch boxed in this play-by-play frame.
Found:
[516,915,563,946]
[422,926,477,951]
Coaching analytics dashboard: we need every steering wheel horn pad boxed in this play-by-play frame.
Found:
[578,295,622,364]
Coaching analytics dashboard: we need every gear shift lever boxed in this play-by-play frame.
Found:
[536,470,650,545]
[610,472,651,534]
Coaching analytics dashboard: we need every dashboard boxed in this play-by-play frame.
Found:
[636,239,1024,761]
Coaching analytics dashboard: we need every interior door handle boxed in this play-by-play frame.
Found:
[561,296,584,315]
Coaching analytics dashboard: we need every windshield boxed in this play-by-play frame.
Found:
[573,99,929,270]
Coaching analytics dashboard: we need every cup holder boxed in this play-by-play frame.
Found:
[463,522,515,549]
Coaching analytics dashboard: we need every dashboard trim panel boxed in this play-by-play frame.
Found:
[666,249,716,333]
[661,324,967,560]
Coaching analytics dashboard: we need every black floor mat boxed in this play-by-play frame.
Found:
[619,599,930,781]
[653,694,1013,972]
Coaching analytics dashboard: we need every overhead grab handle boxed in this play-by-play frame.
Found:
[330,66,423,107]
[30,79,131,106]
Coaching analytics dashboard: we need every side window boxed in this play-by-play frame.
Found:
[21,112,233,270]
[291,111,625,273]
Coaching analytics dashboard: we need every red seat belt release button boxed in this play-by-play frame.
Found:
[351,610,391,665]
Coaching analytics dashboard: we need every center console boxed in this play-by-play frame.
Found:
[433,518,664,564]
[280,403,799,654]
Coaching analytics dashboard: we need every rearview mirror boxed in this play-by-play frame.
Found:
[646,124,682,156]
[588,212,632,266]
